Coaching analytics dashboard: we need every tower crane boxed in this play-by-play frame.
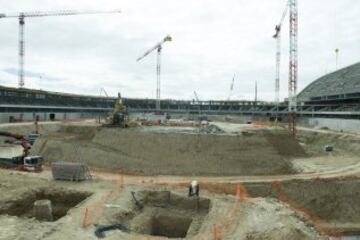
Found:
[0,10,121,88]
[288,0,298,136]
[136,35,172,112]
[273,0,298,136]
[273,1,288,119]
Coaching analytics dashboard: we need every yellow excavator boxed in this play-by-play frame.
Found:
[104,93,128,128]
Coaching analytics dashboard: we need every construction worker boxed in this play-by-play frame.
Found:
[188,180,199,197]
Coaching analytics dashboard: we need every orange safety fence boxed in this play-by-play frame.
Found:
[208,184,254,240]
[208,181,343,239]
[271,180,343,237]
[213,225,222,240]
[81,178,342,239]
[82,174,125,228]
[253,121,273,127]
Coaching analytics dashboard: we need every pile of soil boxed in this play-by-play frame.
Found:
[201,178,360,235]
[198,124,225,134]
[265,131,307,157]
[30,127,304,176]
[298,130,360,157]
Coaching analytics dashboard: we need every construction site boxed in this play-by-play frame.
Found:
[1,0,360,239]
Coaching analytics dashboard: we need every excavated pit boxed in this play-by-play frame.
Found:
[0,188,91,221]
[111,190,210,238]
[201,179,360,236]
[136,212,193,238]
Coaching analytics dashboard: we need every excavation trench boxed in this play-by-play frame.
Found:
[200,178,360,236]
[0,188,91,221]
[105,190,210,238]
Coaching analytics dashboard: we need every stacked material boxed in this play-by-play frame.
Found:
[51,161,91,181]
[199,124,225,134]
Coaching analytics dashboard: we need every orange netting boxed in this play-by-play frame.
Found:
[271,180,342,237]
[82,174,124,228]
[81,177,341,239]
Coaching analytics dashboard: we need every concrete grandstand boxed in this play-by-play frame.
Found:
[1,62,360,123]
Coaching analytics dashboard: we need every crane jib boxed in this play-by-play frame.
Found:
[0,9,121,88]
[0,10,121,19]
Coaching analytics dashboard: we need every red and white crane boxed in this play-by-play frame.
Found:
[136,35,172,112]
[273,0,298,136]
[0,10,121,88]
[288,0,298,136]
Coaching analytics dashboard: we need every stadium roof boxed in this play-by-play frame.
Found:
[298,62,360,101]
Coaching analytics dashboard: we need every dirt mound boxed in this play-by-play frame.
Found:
[32,127,300,176]
[199,124,225,134]
[201,178,360,235]
[245,179,360,223]
[234,198,319,240]
[298,130,360,157]
[265,131,307,157]
[0,123,61,136]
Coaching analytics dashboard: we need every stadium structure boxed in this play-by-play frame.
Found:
[0,62,360,123]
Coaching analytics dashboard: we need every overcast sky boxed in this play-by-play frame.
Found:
[0,0,359,101]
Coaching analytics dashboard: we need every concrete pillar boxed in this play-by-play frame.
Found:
[34,199,53,221]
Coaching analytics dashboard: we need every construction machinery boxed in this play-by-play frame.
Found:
[273,1,289,120]
[274,0,298,136]
[0,9,121,88]
[288,0,298,136]
[104,93,128,128]
[0,131,42,171]
[136,35,172,112]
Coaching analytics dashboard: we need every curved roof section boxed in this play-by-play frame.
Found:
[298,62,360,101]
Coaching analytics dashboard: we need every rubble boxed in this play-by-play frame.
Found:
[198,124,225,134]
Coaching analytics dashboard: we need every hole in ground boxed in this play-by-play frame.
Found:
[150,214,192,238]
[0,188,91,221]
[115,190,210,239]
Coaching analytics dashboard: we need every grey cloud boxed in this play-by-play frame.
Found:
[2,68,64,82]
[0,0,359,101]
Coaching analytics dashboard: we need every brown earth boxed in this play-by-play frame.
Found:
[1,122,360,238]
[191,178,360,236]
[0,170,321,240]
[26,124,308,176]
